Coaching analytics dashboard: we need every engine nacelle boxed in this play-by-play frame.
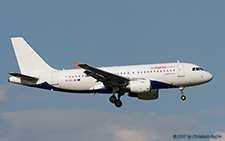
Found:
[128,89,159,100]
[128,79,151,93]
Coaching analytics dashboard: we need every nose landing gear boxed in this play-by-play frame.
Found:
[180,87,186,101]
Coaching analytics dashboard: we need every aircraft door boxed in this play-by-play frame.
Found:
[52,72,59,85]
[177,64,185,77]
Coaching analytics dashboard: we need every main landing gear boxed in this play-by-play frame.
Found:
[180,87,186,101]
[109,92,124,108]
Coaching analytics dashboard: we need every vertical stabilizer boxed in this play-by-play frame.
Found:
[11,37,54,74]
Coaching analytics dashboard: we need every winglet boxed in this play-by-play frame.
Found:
[73,61,80,68]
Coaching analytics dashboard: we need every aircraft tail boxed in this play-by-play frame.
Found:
[10,37,54,74]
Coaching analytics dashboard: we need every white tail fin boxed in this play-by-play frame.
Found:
[11,37,54,74]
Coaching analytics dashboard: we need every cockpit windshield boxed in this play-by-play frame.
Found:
[192,67,204,71]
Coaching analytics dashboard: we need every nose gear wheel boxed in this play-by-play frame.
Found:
[180,87,186,101]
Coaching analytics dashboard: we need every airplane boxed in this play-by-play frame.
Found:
[8,37,213,108]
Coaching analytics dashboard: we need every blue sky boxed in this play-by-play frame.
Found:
[0,0,225,140]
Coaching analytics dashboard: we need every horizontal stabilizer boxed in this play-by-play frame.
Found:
[9,73,39,80]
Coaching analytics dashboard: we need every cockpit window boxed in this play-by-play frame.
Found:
[192,67,204,71]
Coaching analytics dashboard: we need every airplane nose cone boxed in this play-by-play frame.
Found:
[206,72,213,82]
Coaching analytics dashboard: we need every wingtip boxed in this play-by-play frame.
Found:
[73,61,80,68]
[10,37,24,40]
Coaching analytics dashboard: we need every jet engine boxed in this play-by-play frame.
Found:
[128,89,159,100]
[128,79,151,93]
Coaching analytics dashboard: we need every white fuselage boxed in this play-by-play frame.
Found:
[10,62,212,93]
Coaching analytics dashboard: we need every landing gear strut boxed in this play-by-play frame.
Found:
[109,92,124,108]
[180,87,186,101]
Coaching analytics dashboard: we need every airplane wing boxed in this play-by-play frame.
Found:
[77,63,130,90]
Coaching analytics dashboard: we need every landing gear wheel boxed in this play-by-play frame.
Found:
[109,95,117,103]
[181,95,186,101]
[115,100,122,108]
[179,87,186,101]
